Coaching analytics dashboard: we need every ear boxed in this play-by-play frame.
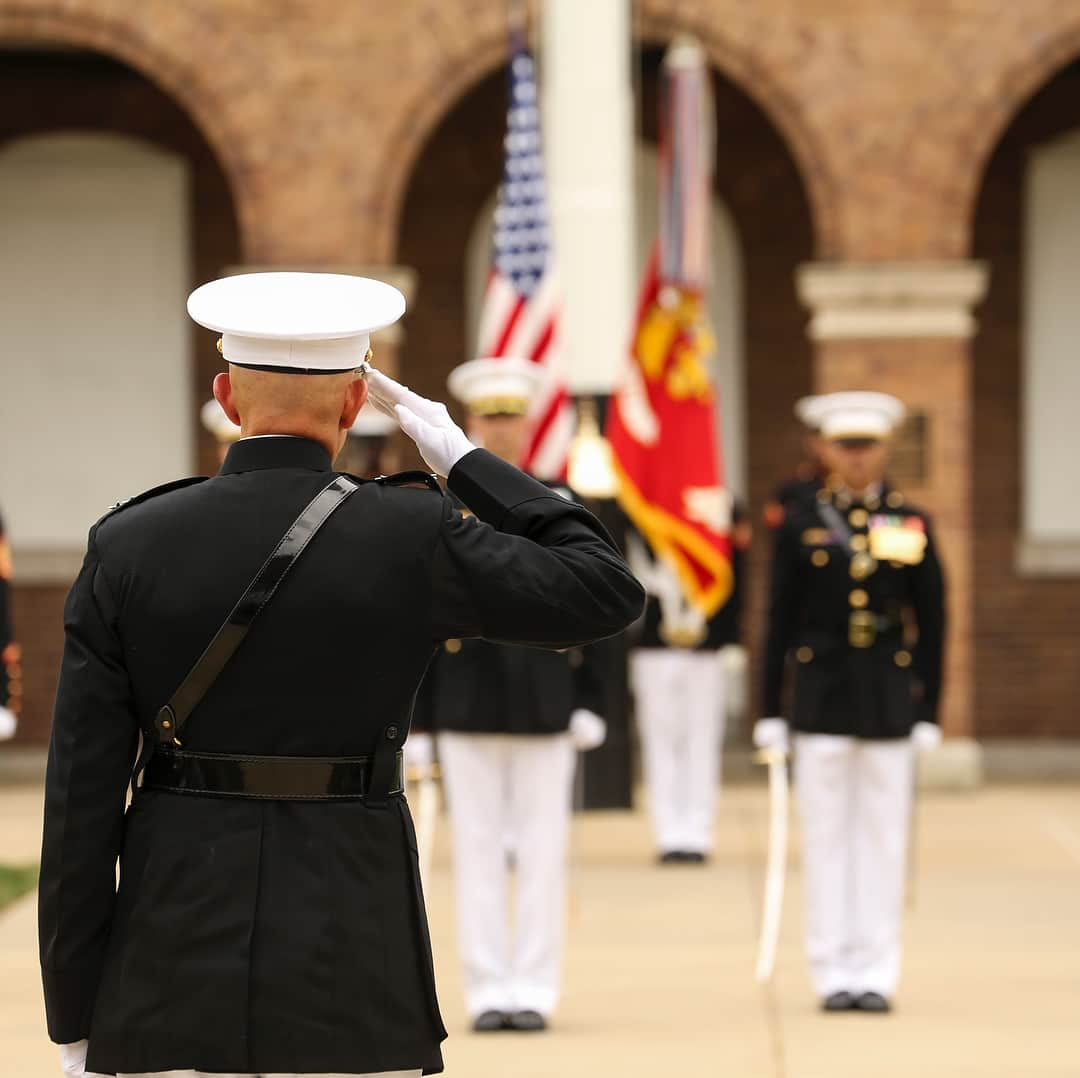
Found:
[340,375,368,431]
[213,372,242,426]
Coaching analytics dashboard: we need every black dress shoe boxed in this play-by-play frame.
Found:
[472,1010,508,1032]
[822,991,857,1012]
[508,1009,547,1032]
[856,991,891,1013]
[681,851,707,864]
[658,851,682,864]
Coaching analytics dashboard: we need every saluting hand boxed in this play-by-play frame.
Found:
[366,369,476,478]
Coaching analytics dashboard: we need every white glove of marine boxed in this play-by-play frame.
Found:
[404,731,434,773]
[0,704,16,741]
[911,721,942,753]
[59,1040,90,1076]
[752,717,789,756]
[366,369,476,478]
[569,708,607,752]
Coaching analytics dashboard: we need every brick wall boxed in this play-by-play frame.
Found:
[971,61,1080,738]
[1,52,239,745]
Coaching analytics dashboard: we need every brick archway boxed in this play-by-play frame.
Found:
[376,7,835,264]
[959,14,1080,255]
[635,4,838,258]
[0,4,254,255]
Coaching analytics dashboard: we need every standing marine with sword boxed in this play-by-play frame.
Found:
[753,391,946,1013]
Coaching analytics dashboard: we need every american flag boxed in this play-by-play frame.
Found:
[476,45,572,479]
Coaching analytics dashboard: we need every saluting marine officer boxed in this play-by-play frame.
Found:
[38,274,644,1078]
[411,356,609,1035]
[754,392,945,1014]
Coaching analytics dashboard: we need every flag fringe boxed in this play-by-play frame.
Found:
[612,458,733,617]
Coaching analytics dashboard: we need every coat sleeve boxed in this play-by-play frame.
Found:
[910,519,946,724]
[38,526,140,1044]
[761,521,803,718]
[429,449,645,647]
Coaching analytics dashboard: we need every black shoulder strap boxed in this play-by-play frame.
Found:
[375,470,442,492]
[102,476,208,522]
[153,475,359,747]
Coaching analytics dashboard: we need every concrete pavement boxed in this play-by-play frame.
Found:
[2,780,1078,1077]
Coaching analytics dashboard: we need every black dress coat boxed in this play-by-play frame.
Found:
[411,479,609,737]
[38,436,644,1076]
[761,484,945,740]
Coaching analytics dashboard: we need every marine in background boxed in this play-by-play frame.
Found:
[627,502,750,863]
[754,392,945,1015]
[411,356,610,1035]
[763,395,829,530]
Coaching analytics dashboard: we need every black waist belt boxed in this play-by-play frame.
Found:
[144,746,405,800]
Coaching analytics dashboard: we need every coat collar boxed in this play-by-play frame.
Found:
[219,435,332,475]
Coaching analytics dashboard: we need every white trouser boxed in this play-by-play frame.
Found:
[437,731,576,1018]
[794,733,914,998]
[630,649,725,854]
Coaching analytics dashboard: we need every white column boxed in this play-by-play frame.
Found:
[541,0,635,394]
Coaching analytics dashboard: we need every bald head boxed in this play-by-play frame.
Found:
[213,366,368,459]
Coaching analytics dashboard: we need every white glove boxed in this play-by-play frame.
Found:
[911,721,942,753]
[752,717,789,755]
[404,731,434,773]
[569,708,607,752]
[0,704,16,741]
[366,369,476,477]
[59,1041,89,1076]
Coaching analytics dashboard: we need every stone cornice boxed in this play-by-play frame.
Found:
[797,261,990,340]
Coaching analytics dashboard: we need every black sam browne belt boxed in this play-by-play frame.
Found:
[143,747,405,800]
[132,475,408,805]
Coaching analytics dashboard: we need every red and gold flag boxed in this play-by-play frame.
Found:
[607,38,731,616]
[607,252,732,615]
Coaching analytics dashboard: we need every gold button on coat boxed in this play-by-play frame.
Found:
[444,638,462,654]
[811,549,829,567]
[887,491,904,508]
[894,650,912,668]
[850,534,869,552]
[849,588,869,609]
[796,646,814,663]
[849,508,869,528]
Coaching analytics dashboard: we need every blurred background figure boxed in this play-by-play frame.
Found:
[337,403,402,478]
[413,356,609,1036]
[626,502,748,864]
[608,37,740,863]
[755,391,945,1014]
[0,507,19,740]
[763,395,828,530]
[200,396,241,466]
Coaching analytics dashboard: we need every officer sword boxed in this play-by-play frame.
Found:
[754,747,789,982]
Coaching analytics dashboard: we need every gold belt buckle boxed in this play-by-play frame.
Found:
[660,623,708,648]
[848,610,877,649]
